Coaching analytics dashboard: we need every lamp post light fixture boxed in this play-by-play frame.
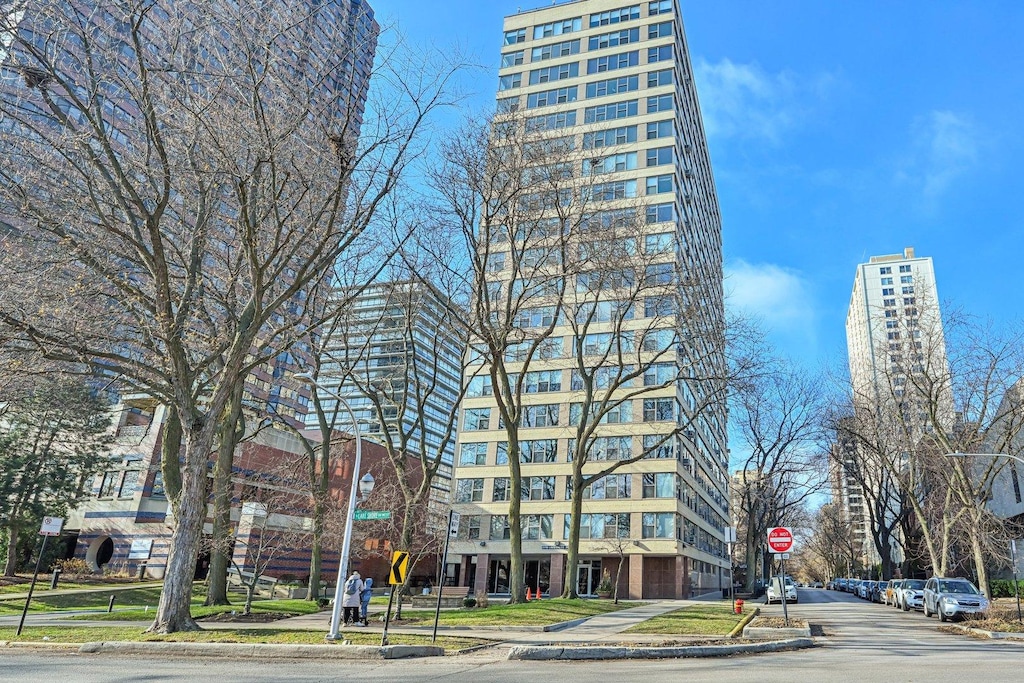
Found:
[295,372,375,640]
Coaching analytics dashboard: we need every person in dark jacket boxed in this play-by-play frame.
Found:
[359,577,374,625]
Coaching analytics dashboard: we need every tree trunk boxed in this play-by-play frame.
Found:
[306,495,325,602]
[244,581,256,616]
[612,551,625,604]
[3,525,19,577]
[148,428,211,633]
[561,471,584,598]
[206,385,245,606]
[970,523,991,598]
[394,497,417,619]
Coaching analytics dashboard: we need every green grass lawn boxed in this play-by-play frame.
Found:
[395,598,637,626]
[0,625,487,651]
[620,603,742,636]
[0,586,172,615]
[0,579,156,595]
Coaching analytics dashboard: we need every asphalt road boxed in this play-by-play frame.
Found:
[2,588,1022,682]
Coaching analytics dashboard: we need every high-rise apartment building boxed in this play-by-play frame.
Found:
[312,281,464,503]
[446,0,729,599]
[841,247,951,570]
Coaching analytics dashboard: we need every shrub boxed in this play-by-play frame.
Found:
[462,596,477,608]
[989,580,1024,598]
[53,558,93,578]
[475,591,489,608]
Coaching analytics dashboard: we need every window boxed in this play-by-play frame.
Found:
[570,513,630,539]
[902,286,915,294]
[645,262,674,286]
[644,232,673,253]
[586,75,639,98]
[899,264,912,273]
[641,328,675,351]
[583,125,638,149]
[1012,466,1022,504]
[642,512,676,538]
[119,470,139,498]
[464,408,491,430]
[585,151,638,174]
[99,471,118,498]
[643,472,676,498]
[573,436,633,461]
[455,478,484,503]
[493,478,511,502]
[643,398,675,421]
[459,442,488,466]
[531,39,580,62]
[644,362,676,385]
[517,306,557,327]
[589,5,641,27]
[497,96,519,113]
[903,297,916,305]
[490,515,511,539]
[882,287,895,296]
[524,370,562,393]
[589,27,640,50]
[643,434,675,459]
[586,51,640,74]
[647,93,674,113]
[590,179,638,200]
[523,404,560,427]
[529,62,579,85]
[570,365,629,390]
[646,120,673,140]
[467,376,493,397]
[583,99,639,123]
[459,516,482,540]
[879,267,892,275]
[521,514,554,540]
[900,275,913,284]
[575,299,634,323]
[526,86,578,109]
[880,277,893,285]
[526,110,577,132]
[649,0,673,15]
[648,21,673,38]
[501,50,524,68]
[521,476,556,500]
[646,146,673,166]
[521,439,558,463]
[645,202,674,223]
[647,68,673,88]
[646,174,673,194]
[883,298,896,306]
[648,44,673,63]
[487,252,506,273]
[587,474,632,499]
[504,29,526,45]
[534,17,582,39]
[644,294,674,317]
[570,401,633,425]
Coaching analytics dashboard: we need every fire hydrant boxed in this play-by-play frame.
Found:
[733,599,744,615]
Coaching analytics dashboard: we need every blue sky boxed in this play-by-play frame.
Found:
[371,0,1024,369]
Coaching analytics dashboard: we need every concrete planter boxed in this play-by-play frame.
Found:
[742,622,811,640]
[284,587,308,600]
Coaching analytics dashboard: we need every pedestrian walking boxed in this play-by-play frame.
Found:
[359,577,374,625]
[342,571,363,626]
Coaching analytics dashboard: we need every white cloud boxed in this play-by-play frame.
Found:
[725,260,818,357]
[694,58,833,144]
[896,110,979,199]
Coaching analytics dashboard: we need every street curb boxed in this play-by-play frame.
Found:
[0,641,80,651]
[77,641,444,659]
[946,624,1024,640]
[728,608,759,638]
[506,637,815,661]
[393,617,590,633]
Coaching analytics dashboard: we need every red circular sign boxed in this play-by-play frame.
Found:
[767,527,794,553]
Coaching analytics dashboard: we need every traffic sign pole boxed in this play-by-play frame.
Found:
[432,510,459,642]
[382,550,409,647]
[16,535,48,637]
[780,553,789,626]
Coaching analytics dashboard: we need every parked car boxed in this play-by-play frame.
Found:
[923,577,989,622]
[884,579,903,606]
[898,579,926,611]
[812,581,823,588]
[874,580,890,603]
[766,576,798,604]
[857,580,872,599]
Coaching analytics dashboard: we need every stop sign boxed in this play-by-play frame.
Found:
[767,527,794,553]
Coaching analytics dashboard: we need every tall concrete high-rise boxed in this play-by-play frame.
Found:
[446,0,729,599]
[841,246,951,569]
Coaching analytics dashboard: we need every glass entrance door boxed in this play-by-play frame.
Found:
[575,560,601,596]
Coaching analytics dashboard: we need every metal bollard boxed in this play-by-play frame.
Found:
[50,569,61,590]
[108,595,116,613]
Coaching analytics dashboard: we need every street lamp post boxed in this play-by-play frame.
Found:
[945,452,1024,621]
[296,372,376,640]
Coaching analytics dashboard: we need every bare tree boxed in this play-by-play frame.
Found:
[732,356,829,591]
[0,1,459,631]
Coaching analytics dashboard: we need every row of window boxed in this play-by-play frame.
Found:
[458,473,681,505]
[503,3,674,47]
[878,264,912,275]
[458,434,678,466]
[462,397,679,431]
[879,275,913,285]
[457,510,679,541]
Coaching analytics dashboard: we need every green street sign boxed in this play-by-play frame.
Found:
[354,510,391,521]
